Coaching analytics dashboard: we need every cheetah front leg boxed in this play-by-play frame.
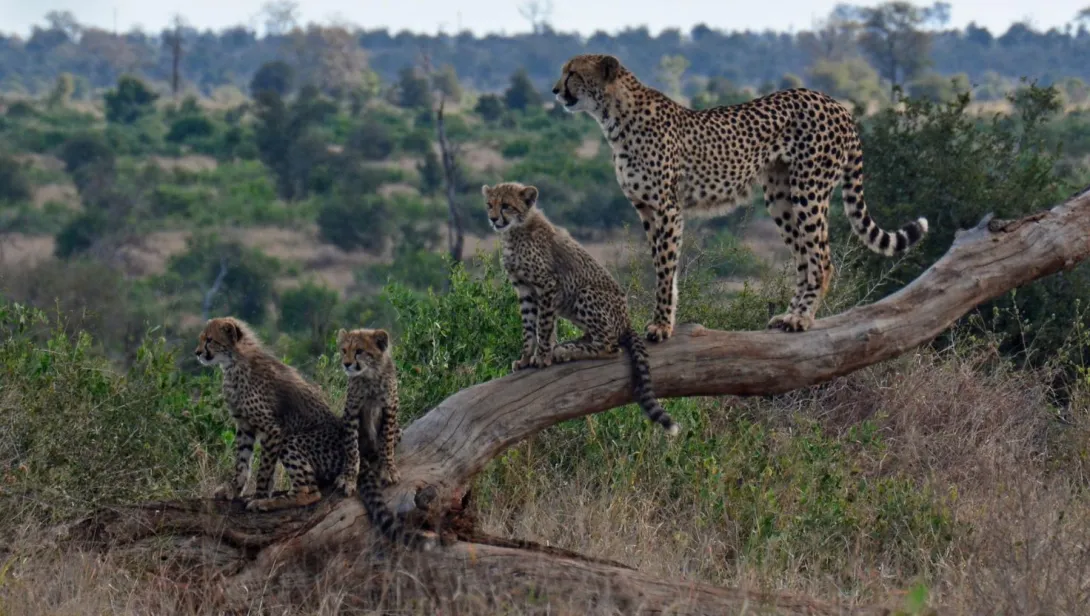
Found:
[215,422,255,500]
[638,201,683,343]
[336,411,361,497]
[511,283,539,371]
[251,429,282,499]
[530,282,559,368]
[377,401,401,487]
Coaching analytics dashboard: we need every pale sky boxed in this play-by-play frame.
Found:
[1,0,1087,38]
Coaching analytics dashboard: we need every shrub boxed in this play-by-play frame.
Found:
[0,301,227,523]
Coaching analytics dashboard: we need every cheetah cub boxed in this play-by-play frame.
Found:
[195,317,345,512]
[483,181,680,436]
[335,327,402,493]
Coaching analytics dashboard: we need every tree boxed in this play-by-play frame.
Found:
[0,153,32,203]
[518,0,554,34]
[503,68,541,111]
[431,64,462,102]
[260,0,299,36]
[46,73,74,108]
[250,60,295,98]
[474,94,505,122]
[289,24,376,98]
[165,15,186,99]
[807,58,885,102]
[279,281,339,345]
[855,2,934,93]
[798,9,860,62]
[103,75,159,124]
[779,73,804,90]
[656,55,690,100]
[417,149,444,196]
[395,67,433,109]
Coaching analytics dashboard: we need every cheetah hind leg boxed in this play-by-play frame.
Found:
[550,333,618,364]
[245,447,323,512]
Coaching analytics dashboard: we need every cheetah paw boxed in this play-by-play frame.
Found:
[335,475,358,496]
[767,313,813,332]
[511,357,535,371]
[530,353,553,369]
[645,322,673,343]
[244,497,274,512]
[380,466,401,488]
[213,484,239,500]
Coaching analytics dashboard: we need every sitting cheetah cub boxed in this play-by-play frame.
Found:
[483,181,680,436]
[195,317,345,512]
[335,327,402,493]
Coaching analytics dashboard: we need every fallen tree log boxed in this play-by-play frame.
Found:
[65,185,1090,614]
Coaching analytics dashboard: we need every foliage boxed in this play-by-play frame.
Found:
[103,75,160,125]
[0,301,228,522]
[853,83,1077,360]
[0,151,32,203]
[504,68,542,112]
[164,235,281,325]
[317,193,391,253]
[250,60,294,98]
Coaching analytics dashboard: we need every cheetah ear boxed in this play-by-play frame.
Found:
[336,328,347,345]
[519,185,539,208]
[600,56,620,83]
[221,319,243,344]
[480,184,491,198]
[372,329,389,353]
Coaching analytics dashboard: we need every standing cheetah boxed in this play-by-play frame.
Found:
[552,54,929,337]
[196,317,434,549]
[335,327,402,493]
[483,181,680,435]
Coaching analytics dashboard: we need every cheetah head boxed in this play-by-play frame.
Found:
[195,317,247,367]
[552,54,622,114]
[337,328,390,378]
[481,182,539,232]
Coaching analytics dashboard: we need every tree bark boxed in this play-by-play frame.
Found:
[63,185,1090,614]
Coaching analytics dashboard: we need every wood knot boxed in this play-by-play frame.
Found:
[414,485,438,510]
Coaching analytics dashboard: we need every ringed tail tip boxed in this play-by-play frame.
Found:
[917,217,929,234]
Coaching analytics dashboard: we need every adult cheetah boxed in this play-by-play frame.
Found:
[552,54,929,337]
[483,181,679,435]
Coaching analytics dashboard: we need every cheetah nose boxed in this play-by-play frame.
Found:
[552,86,560,94]
[343,362,353,369]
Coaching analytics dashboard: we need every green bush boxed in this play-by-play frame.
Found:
[104,75,160,125]
[0,301,228,523]
[0,151,32,203]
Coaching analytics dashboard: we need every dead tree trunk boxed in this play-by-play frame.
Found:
[60,186,1090,614]
[437,96,465,263]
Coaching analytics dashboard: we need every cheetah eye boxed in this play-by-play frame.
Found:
[355,349,362,357]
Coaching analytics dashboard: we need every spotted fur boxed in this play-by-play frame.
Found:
[553,54,929,336]
[336,328,402,493]
[195,317,345,512]
[196,318,434,550]
[483,181,680,435]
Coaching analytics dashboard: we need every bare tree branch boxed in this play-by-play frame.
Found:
[58,185,1090,613]
[201,257,229,322]
[436,96,464,263]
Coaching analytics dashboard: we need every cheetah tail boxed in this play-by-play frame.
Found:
[841,142,929,257]
[619,329,680,436]
[356,467,437,551]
